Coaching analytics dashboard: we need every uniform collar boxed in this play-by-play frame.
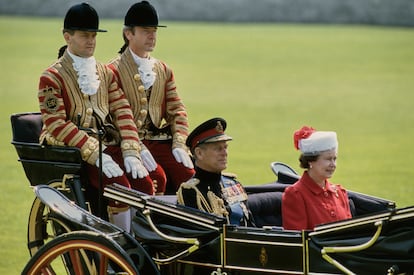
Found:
[195,166,221,183]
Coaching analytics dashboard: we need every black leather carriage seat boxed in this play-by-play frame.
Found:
[245,183,395,228]
[11,112,43,144]
[247,191,283,227]
[10,112,83,186]
[155,190,284,228]
[245,183,287,227]
[150,172,395,229]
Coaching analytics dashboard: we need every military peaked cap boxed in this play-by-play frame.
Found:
[187,118,233,151]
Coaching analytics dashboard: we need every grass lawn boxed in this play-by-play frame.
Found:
[1,15,413,273]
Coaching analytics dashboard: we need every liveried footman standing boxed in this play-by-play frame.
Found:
[38,2,154,232]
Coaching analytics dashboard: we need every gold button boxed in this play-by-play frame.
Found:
[140,110,147,116]
[136,120,143,127]
[86,108,93,115]
[140,97,147,104]
[83,149,91,156]
[134,74,141,81]
[122,143,130,150]
[132,143,140,149]
[89,143,96,150]
[138,85,145,93]
[177,136,184,143]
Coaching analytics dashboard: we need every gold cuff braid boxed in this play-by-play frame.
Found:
[81,137,106,165]
[43,132,65,146]
[121,140,141,160]
[172,133,188,150]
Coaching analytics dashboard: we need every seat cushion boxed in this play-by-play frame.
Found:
[11,112,42,143]
[247,192,283,227]
[153,192,284,228]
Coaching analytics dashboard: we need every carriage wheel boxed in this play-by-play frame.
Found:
[22,231,139,275]
[27,181,73,256]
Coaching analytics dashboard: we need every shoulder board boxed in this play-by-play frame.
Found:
[222,172,238,179]
[180,178,200,189]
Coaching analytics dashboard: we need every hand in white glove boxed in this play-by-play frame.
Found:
[140,149,157,172]
[172,148,194,169]
[124,156,149,179]
[96,153,123,178]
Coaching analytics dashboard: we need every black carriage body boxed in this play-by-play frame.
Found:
[222,226,304,274]
[11,112,105,216]
[160,210,414,275]
[103,184,414,275]
[27,185,160,274]
[26,182,414,274]
[12,112,414,274]
[308,208,414,274]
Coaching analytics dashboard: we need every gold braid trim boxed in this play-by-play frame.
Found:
[43,132,65,146]
[195,189,213,213]
[177,178,200,205]
[206,191,228,217]
[114,50,167,129]
[177,179,228,217]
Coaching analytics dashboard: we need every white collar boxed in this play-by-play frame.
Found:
[68,50,100,95]
[129,48,156,90]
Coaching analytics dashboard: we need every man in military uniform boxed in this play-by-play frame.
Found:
[108,1,195,195]
[177,118,253,226]
[38,3,154,232]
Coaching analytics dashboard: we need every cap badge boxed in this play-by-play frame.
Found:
[216,121,224,133]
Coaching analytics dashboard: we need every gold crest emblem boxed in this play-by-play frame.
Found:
[259,247,268,267]
[43,87,59,113]
[215,121,224,133]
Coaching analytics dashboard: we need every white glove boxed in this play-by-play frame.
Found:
[172,148,194,169]
[124,156,149,179]
[140,149,157,172]
[96,153,123,178]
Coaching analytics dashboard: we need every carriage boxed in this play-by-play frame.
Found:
[11,112,414,274]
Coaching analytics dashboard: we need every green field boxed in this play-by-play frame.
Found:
[1,15,413,273]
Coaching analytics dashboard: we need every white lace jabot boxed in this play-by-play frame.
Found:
[130,48,156,90]
[68,50,100,96]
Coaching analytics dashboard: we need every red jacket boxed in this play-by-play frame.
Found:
[282,171,351,230]
[38,51,141,165]
[108,49,189,150]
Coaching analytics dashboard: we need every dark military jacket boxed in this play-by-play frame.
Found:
[177,166,253,226]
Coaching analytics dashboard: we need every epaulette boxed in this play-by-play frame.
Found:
[180,178,200,189]
[222,172,237,179]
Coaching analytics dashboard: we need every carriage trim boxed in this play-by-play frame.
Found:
[104,183,226,231]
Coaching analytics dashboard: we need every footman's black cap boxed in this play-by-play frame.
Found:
[64,3,107,32]
[124,1,166,27]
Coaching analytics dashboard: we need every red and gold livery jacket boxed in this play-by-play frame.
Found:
[108,49,189,150]
[38,51,141,165]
